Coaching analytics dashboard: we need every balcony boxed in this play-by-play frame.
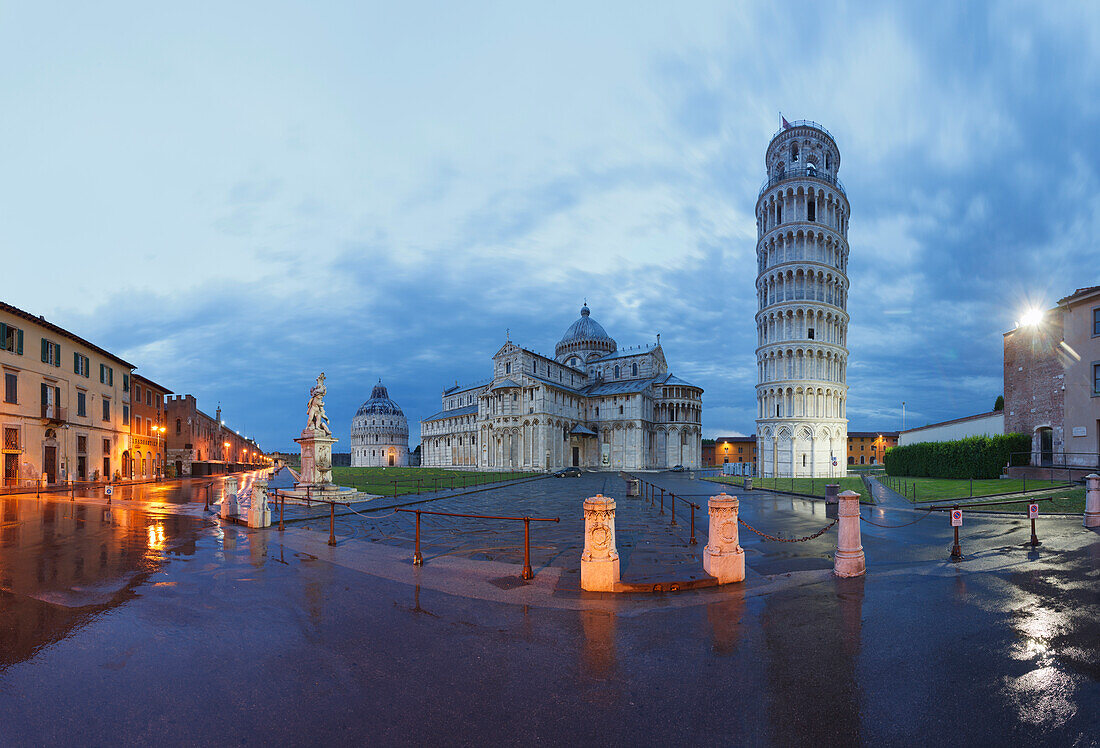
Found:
[758,166,846,199]
[41,405,67,423]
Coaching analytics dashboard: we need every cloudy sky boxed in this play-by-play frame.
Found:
[2,2,1097,450]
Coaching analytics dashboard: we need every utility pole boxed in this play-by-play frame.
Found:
[902,401,906,432]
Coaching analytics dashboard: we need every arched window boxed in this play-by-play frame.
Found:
[806,162,816,178]
[791,143,799,162]
[631,362,638,376]
[825,153,831,171]
[614,365,620,378]
[175,418,181,435]
[776,203,783,224]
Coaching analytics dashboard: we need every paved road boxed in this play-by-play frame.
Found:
[0,471,1096,745]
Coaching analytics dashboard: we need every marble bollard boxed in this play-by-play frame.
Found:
[834,490,865,577]
[248,479,271,528]
[1085,474,1100,528]
[220,476,239,519]
[702,493,745,584]
[581,494,619,592]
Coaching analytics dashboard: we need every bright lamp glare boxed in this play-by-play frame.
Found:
[1020,308,1043,327]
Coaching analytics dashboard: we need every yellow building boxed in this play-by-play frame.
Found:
[846,431,898,466]
[2,301,135,486]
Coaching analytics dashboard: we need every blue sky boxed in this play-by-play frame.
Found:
[2,2,1098,451]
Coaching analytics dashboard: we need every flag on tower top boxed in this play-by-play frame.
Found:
[781,115,792,129]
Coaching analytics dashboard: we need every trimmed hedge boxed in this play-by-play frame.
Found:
[883,433,1030,479]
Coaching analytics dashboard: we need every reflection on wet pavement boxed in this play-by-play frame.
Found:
[0,472,1097,744]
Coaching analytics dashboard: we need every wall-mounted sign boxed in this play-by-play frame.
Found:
[1072,426,1087,437]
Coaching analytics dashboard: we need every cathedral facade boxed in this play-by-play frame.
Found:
[420,305,703,471]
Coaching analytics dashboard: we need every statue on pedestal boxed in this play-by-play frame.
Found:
[296,372,337,486]
[305,372,332,436]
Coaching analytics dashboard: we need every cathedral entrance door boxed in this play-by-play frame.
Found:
[572,447,579,467]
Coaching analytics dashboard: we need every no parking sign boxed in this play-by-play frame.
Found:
[1028,503,1039,519]
[831,457,838,467]
[950,509,962,527]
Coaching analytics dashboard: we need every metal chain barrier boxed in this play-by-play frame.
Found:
[738,516,838,542]
[858,508,935,529]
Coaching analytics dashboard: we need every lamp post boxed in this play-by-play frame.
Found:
[157,426,166,479]
[224,441,231,474]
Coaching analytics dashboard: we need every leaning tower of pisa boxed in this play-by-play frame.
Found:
[754,120,849,478]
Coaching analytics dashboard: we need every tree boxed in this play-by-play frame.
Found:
[994,395,1004,412]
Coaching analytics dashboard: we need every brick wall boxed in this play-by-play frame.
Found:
[1003,311,1065,456]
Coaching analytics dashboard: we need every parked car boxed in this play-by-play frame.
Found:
[670,465,686,472]
[554,467,582,478]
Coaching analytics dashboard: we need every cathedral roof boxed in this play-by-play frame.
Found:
[556,304,616,356]
[422,404,478,422]
[355,381,404,417]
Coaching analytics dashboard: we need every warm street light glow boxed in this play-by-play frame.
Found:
[1020,307,1043,327]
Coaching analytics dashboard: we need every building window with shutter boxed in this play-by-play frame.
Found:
[1,323,24,355]
[77,391,86,417]
[3,372,16,403]
[103,399,111,422]
[42,339,61,366]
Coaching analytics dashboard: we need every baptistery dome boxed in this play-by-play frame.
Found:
[555,304,617,364]
[351,381,409,467]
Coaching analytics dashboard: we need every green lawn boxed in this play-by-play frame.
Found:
[879,476,1076,503]
[965,487,1086,514]
[703,475,869,501]
[331,467,539,497]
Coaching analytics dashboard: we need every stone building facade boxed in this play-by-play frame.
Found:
[1,301,134,485]
[420,304,703,471]
[350,381,409,467]
[165,395,265,476]
[127,374,171,479]
[754,120,850,477]
[1004,285,1100,468]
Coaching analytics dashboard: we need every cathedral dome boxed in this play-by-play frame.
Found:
[555,304,617,361]
[355,382,404,417]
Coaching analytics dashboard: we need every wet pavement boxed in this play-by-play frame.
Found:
[0,472,1098,745]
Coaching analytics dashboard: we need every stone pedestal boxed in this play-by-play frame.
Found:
[248,478,271,528]
[703,493,745,584]
[220,476,239,519]
[834,490,865,577]
[581,494,619,592]
[295,429,337,488]
[1085,474,1100,528]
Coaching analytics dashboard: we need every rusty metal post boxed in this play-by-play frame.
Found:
[689,502,697,545]
[106,482,111,505]
[204,483,210,512]
[660,488,665,515]
[670,493,677,525]
[1030,516,1039,547]
[279,491,285,532]
[522,517,533,580]
[413,510,423,566]
[328,501,336,546]
[70,479,75,501]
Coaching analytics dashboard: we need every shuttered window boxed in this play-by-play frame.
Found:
[41,339,61,366]
[1,323,23,355]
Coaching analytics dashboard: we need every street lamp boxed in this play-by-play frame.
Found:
[157,425,166,479]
